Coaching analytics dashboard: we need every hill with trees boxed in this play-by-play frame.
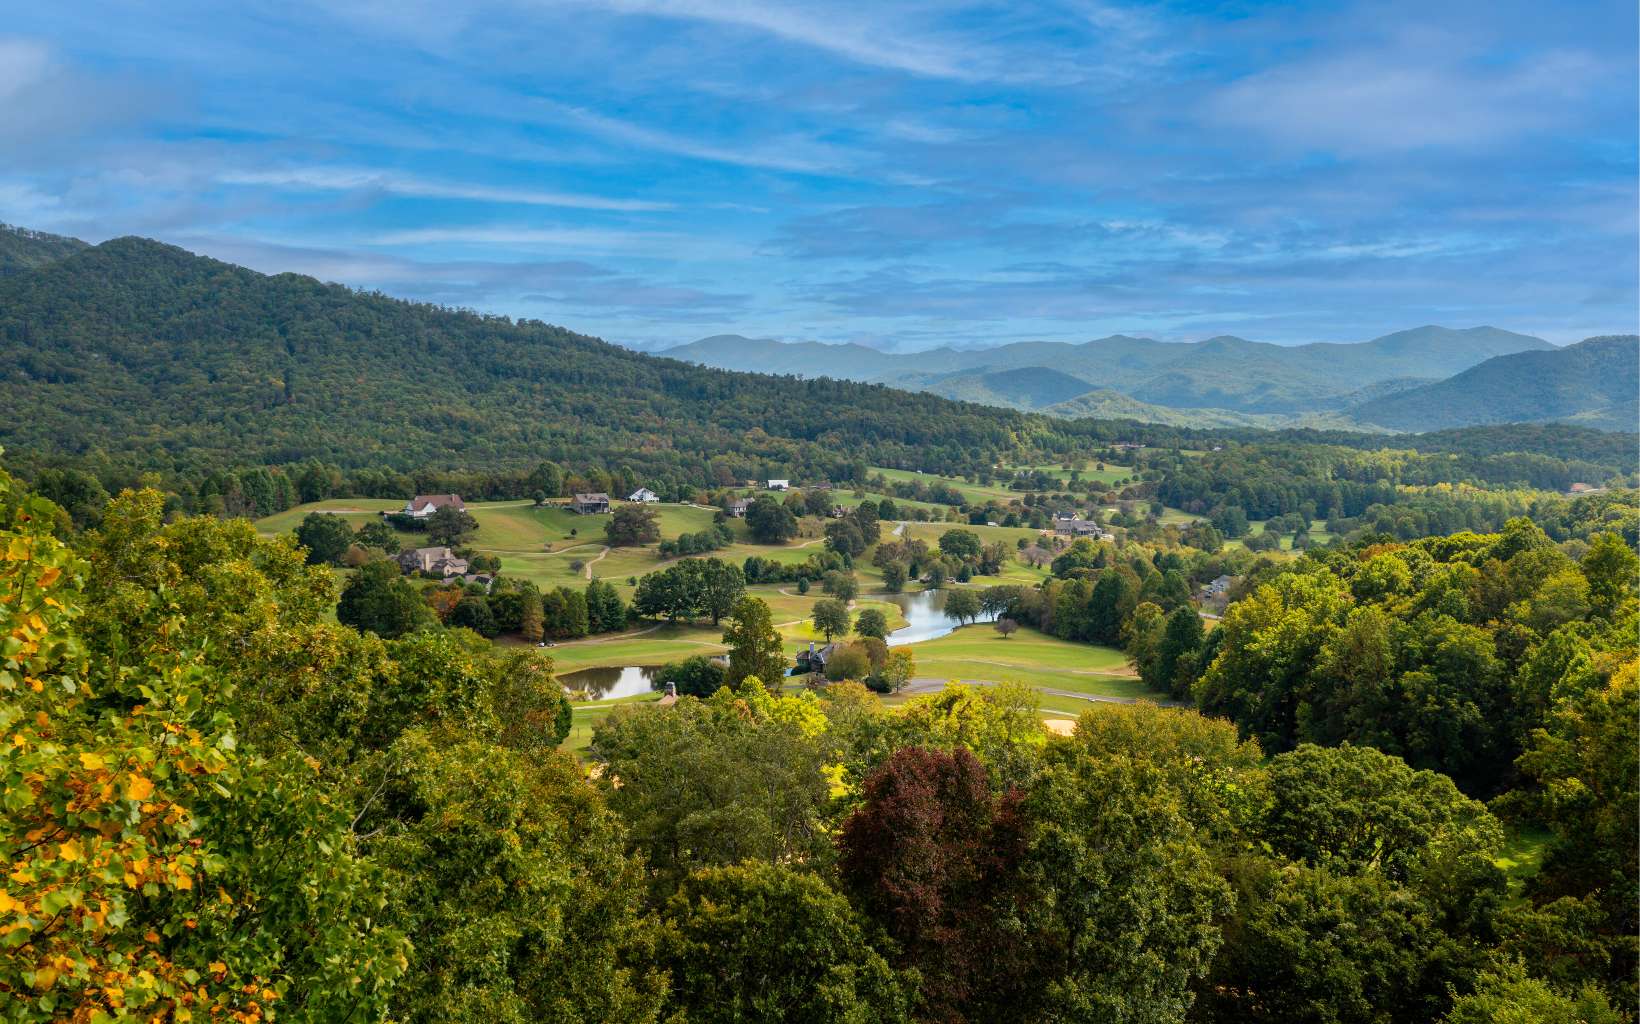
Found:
[0,234,1112,486]
[1351,335,1640,432]
[0,222,88,276]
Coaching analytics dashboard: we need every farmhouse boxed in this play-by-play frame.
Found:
[766,479,789,491]
[1567,482,1607,495]
[726,498,752,518]
[795,642,837,674]
[1203,574,1234,597]
[397,546,469,577]
[1053,518,1109,539]
[570,492,611,515]
[627,487,660,502]
[401,493,465,518]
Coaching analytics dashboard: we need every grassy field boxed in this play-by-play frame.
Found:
[254,498,403,535]
[261,496,1175,744]
[869,467,1019,507]
[900,624,1150,700]
[1495,825,1552,900]
[1006,462,1135,487]
[1157,506,1201,526]
[899,520,1043,549]
[536,623,728,672]
[564,691,661,752]
[1222,520,1337,554]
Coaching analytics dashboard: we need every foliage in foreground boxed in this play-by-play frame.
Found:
[1,464,1635,1023]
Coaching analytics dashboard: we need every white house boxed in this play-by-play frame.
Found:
[766,479,789,491]
[402,494,465,519]
[627,487,660,503]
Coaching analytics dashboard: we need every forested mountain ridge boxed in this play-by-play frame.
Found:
[660,325,1555,416]
[0,234,1101,482]
[1352,334,1640,432]
[0,222,88,275]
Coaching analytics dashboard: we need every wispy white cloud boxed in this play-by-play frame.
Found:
[1205,48,1615,154]
[367,223,756,260]
[545,102,859,175]
[221,166,671,210]
[368,225,677,249]
[0,38,51,100]
[563,0,984,79]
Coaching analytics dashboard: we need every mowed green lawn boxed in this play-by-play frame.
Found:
[1005,462,1135,486]
[259,498,827,599]
[254,498,403,535]
[1224,520,1336,554]
[534,623,728,672]
[899,520,1043,549]
[869,467,1019,506]
[902,624,1150,700]
[564,691,661,752]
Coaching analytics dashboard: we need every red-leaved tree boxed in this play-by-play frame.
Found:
[838,746,1039,1024]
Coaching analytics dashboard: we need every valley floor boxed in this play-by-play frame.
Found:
[258,492,1165,753]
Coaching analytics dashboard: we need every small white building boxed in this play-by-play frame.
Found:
[627,487,660,503]
[402,494,465,519]
[766,479,789,491]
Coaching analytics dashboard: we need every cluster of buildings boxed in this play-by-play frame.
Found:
[389,494,493,588]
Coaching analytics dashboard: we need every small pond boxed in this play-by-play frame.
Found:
[558,664,665,701]
[884,588,997,646]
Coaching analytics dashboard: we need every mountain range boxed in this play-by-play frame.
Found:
[658,327,1636,431]
[0,223,1632,464]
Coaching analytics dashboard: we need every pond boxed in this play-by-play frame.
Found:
[558,664,665,701]
[884,588,997,646]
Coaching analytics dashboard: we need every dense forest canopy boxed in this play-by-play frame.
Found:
[2,460,1634,1023]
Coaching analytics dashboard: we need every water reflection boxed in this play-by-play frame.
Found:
[885,588,996,646]
[559,665,664,700]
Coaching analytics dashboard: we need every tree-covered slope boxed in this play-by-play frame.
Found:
[1352,335,1640,432]
[0,223,89,276]
[0,236,1088,478]
[923,365,1098,409]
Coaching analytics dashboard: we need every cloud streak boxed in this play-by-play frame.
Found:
[221,166,673,210]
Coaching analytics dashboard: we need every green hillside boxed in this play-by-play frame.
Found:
[0,223,89,276]
[0,235,1096,482]
[1352,335,1639,432]
[930,365,1099,409]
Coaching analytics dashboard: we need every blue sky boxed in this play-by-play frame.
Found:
[2,0,1635,350]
